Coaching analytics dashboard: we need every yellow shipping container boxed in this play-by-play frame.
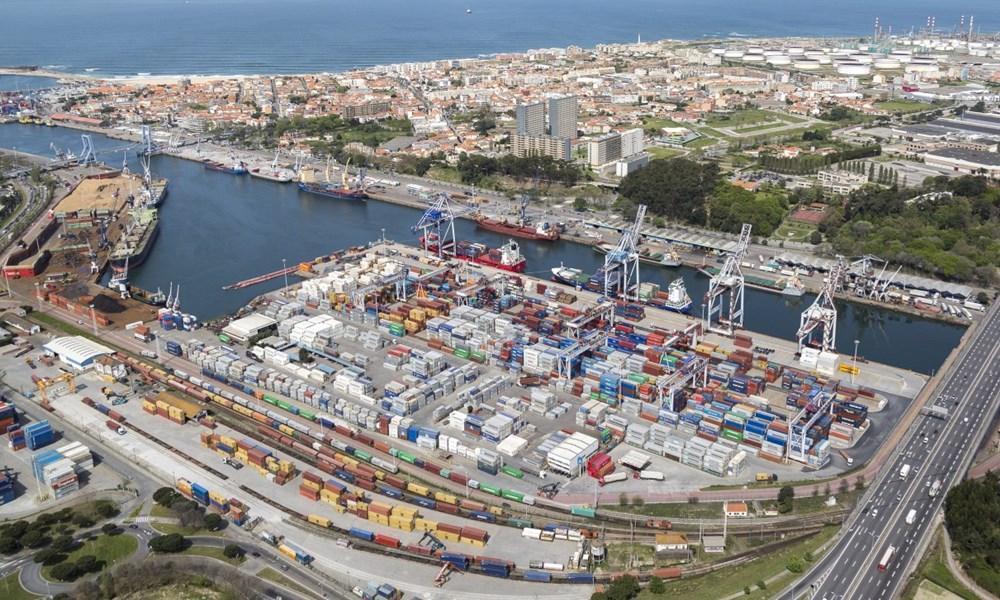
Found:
[307,514,331,527]
[437,530,461,543]
[404,320,421,333]
[461,537,486,548]
[176,481,192,495]
[433,492,457,505]
[279,460,295,473]
[368,513,389,526]
[414,518,438,532]
[278,424,296,436]
[142,400,157,412]
[408,308,426,322]
[390,517,414,532]
[219,435,236,447]
[302,480,321,492]
[391,506,417,519]
[406,482,429,497]
[488,506,504,517]
[278,544,296,559]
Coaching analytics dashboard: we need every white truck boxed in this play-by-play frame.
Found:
[929,479,942,498]
[905,508,917,525]
[899,464,911,480]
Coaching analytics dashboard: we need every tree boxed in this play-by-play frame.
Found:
[75,554,101,574]
[648,576,665,594]
[619,158,719,224]
[20,529,50,549]
[73,514,95,528]
[744,586,752,595]
[855,475,866,491]
[94,501,119,519]
[757,579,767,590]
[606,574,640,600]
[976,291,989,306]
[223,544,245,559]
[49,562,81,582]
[777,486,795,514]
[148,533,189,553]
[574,197,588,212]
[203,513,224,531]
[809,230,822,245]
[618,492,628,507]
[34,548,60,564]
[0,537,21,554]
[52,535,76,552]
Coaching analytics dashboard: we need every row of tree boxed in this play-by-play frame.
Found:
[757,145,881,175]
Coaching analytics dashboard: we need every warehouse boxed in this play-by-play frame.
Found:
[222,314,278,343]
[545,431,599,476]
[924,147,1000,177]
[42,336,113,371]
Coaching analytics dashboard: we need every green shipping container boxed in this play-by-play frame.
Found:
[570,505,596,518]
[263,394,279,406]
[277,400,294,412]
[218,334,231,343]
[479,484,501,497]
[355,450,372,462]
[507,518,533,529]
[397,451,416,464]
[502,488,524,502]
[299,409,316,421]
[501,466,524,479]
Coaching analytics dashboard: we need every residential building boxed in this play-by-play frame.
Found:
[615,153,650,177]
[587,133,622,166]
[724,501,749,518]
[511,134,572,161]
[654,533,690,559]
[515,101,545,136]
[548,95,578,139]
[620,128,645,158]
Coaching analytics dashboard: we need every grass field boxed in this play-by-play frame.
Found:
[638,526,840,599]
[876,100,931,114]
[613,501,725,519]
[0,572,38,600]
[425,166,462,184]
[706,109,804,128]
[256,567,314,597]
[182,545,246,566]
[684,136,719,149]
[647,146,683,160]
[901,529,979,600]
[127,502,145,520]
[642,116,686,132]
[149,504,174,519]
[773,220,818,243]
[41,533,138,580]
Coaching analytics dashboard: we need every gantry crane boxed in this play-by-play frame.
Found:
[703,223,752,336]
[35,372,76,405]
[413,193,458,259]
[78,135,96,166]
[796,255,846,353]
[602,204,647,301]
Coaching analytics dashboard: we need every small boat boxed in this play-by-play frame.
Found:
[781,275,806,297]
[551,264,590,288]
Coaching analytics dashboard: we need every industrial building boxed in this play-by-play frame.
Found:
[43,336,113,371]
[222,313,278,343]
[924,147,1000,177]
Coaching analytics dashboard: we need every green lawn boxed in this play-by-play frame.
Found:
[182,545,245,566]
[41,533,138,580]
[875,100,931,114]
[0,572,39,600]
[706,109,802,128]
[149,504,174,519]
[127,502,145,520]
[773,220,818,243]
[646,146,683,160]
[613,501,725,519]
[151,522,224,537]
[685,136,718,149]
[256,567,314,597]
[901,528,979,600]
[642,117,685,132]
[638,526,840,600]
[425,166,463,184]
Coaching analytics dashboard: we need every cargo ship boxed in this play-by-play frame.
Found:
[640,279,693,314]
[298,162,368,201]
[550,263,618,294]
[422,236,526,273]
[109,207,159,271]
[250,168,295,183]
[475,215,559,241]
[204,159,248,175]
[594,243,682,267]
[107,274,167,307]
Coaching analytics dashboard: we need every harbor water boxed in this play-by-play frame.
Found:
[0,123,965,373]
[2,0,998,76]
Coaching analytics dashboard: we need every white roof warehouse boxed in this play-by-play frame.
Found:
[43,336,113,370]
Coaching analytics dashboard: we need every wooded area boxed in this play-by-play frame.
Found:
[944,471,1000,595]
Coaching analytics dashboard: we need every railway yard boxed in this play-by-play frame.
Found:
[0,230,943,595]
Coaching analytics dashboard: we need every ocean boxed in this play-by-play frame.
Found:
[2,0,997,76]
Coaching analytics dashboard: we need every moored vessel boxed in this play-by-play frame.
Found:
[475,215,559,241]
[109,207,159,271]
[423,236,527,273]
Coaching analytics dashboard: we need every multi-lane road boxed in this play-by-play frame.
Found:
[780,300,1000,600]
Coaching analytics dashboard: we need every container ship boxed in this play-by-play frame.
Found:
[475,215,559,241]
[422,236,527,273]
[640,279,694,314]
[109,207,159,271]
[594,243,682,267]
[298,180,368,201]
[204,159,248,175]
[550,264,619,294]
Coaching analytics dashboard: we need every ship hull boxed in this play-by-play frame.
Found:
[476,217,558,241]
[298,182,368,201]
[110,222,159,271]
[456,254,526,273]
[251,171,294,183]
[647,300,693,314]
[204,161,247,175]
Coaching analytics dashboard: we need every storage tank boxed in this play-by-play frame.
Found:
[794,59,821,70]
[905,63,937,73]
[837,63,871,76]
[874,59,902,70]
[849,53,873,64]
[787,46,805,55]
[711,48,727,55]
[742,53,765,62]
[723,50,745,59]
[767,55,791,65]
[816,55,832,65]
[763,49,783,57]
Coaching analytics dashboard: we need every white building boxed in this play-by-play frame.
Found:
[222,313,278,343]
[43,336,113,371]
[616,153,650,177]
[620,128,645,158]
[546,431,598,476]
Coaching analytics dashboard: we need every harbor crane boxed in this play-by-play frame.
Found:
[703,223,752,336]
[602,204,647,301]
[796,255,847,353]
[869,264,902,302]
[413,193,458,259]
[78,135,96,166]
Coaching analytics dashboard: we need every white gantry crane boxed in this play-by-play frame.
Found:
[413,193,458,259]
[78,134,96,166]
[603,204,647,301]
[703,223,752,336]
[796,255,847,353]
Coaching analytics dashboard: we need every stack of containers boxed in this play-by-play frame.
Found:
[32,450,78,499]
[23,420,54,450]
[476,448,501,475]
[481,413,514,443]
[682,436,709,470]
[625,422,649,448]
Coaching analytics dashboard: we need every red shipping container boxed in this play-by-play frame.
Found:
[299,486,320,501]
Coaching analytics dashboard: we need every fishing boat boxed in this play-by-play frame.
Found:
[551,264,591,288]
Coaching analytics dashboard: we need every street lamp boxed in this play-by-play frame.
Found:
[852,339,860,383]
[282,258,289,297]
[89,303,98,335]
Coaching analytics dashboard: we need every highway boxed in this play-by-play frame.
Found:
[779,300,1000,600]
